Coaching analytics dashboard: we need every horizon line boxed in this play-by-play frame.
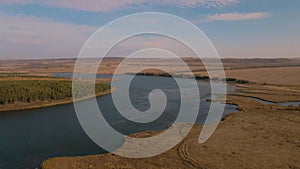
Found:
[0,56,300,61]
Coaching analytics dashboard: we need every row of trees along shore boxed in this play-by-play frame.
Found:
[0,80,110,105]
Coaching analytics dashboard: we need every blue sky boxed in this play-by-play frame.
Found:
[0,0,299,59]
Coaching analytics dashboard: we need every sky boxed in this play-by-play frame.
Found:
[0,0,299,59]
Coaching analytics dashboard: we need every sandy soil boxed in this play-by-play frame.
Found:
[41,83,300,169]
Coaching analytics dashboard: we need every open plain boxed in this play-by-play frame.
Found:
[35,58,300,169]
[1,58,299,169]
[42,83,300,169]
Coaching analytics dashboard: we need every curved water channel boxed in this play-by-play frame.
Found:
[0,74,238,169]
[241,95,300,107]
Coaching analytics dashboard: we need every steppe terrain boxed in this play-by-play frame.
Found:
[1,58,299,169]
[1,57,300,85]
[42,83,300,169]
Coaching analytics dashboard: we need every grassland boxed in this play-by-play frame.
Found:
[41,83,300,169]
[1,58,299,168]
[1,58,299,75]
[194,66,300,86]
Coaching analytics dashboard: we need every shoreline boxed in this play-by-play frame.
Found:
[41,83,300,169]
[0,72,245,114]
[0,89,114,113]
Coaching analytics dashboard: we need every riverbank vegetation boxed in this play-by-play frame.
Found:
[0,80,110,105]
[131,72,252,84]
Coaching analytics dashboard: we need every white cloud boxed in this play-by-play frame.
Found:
[0,13,98,59]
[0,13,196,59]
[202,12,272,22]
[1,0,239,12]
[106,35,197,58]
[162,0,239,8]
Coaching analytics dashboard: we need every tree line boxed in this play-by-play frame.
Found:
[0,80,110,105]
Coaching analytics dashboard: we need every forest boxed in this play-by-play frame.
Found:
[0,80,110,105]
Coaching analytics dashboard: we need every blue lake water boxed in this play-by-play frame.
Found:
[0,74,238,169]
[241,95,300,107]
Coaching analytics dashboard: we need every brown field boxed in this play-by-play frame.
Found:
[1,57,299,86]
[1,57,299,75]
[0,58,299,168]
[195,67,300,86]
[225,67,300,86]
[42,83,300,169]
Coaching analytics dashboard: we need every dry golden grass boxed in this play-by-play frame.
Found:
[224,67,300,86]
[42,84,300,169]
[1,58,300,168]
[1,58,299,75]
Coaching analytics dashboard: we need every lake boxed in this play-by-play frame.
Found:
[0,74,238,169]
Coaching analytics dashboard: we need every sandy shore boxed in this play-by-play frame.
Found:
[41,83,300,169]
